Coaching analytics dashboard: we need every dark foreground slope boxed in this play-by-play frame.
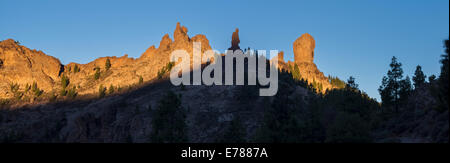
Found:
[0,68,448,143]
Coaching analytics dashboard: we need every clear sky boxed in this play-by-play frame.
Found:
[1,0,449,100]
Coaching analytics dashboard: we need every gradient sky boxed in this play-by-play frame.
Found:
[1,0,449,100]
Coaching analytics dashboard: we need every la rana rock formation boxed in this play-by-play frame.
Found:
[0,23,333,100]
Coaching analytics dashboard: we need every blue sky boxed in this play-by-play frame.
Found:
[1,0,449,100]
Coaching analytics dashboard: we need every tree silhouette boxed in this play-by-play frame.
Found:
[346,76,358,90]
[412,65,426,89]
[439,39,449,107]
[379,56,410,113]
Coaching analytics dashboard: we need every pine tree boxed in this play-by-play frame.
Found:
[105,58,111,71]
[94,67,101,80]
[346,76,358,90]
[438,39,449,110]
[378,56,406,113]
[399,76,412,104]
[98,85,106,98]
[61,74,70,90]
[412,65,426,89]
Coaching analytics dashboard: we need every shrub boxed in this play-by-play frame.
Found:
[66,86,77,99]
[9,83,19,93]
[94,67,101,80]
[9,83,22,100]
[59,89,67,97]
[157,62,175,79]
[24,83,31,93]
[139,76,144,84]
[98,85,106,98]
[61,74,70,90]
[108,85,115,95]
[31,82,43,97]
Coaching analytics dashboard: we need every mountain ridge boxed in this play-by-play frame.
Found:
[1,22,336,102]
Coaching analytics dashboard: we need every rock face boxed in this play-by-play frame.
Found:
[0,22,212,99]
[0,39,63,98]
[287,33,332,92]
[228,28,241,51]
[277,51,284,62]
[293,33,315,64]
[0,23,335,99]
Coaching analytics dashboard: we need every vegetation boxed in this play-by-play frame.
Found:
[254,69,378,143]
[139,76,144,84]
[59,74,71,97]
[24,83,31,93]
[108,85,115,95]
[289,63,301,80]
[98,84,106,98]
[218,116,247,143]
[412,65,426,88]
[94,67,101,80]
[9,82,19,94]
[378,56,412,114]
[157,62,175,79]
[31,82,43,97]
[428,75,436,83]
[437,39,449,111]
[61,74,70,90]
[66,86,77,99]
[346,76,358,90]
[373,39,449,142]
[9,83,22,100]
[150,91,187,143]
[326,112,371,143]
[329,76,346,89]
[105,58,111,71]
[255,71,324,143]
[73,64,80,73]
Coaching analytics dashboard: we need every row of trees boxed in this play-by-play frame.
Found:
[379,38,449,114]
[8,82,43,100]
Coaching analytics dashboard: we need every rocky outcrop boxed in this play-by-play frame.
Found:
[293,33,315,64]
[287,33,332,92]
[228,28,241,51]
[0,39,63,98]
[277,51,284,62]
